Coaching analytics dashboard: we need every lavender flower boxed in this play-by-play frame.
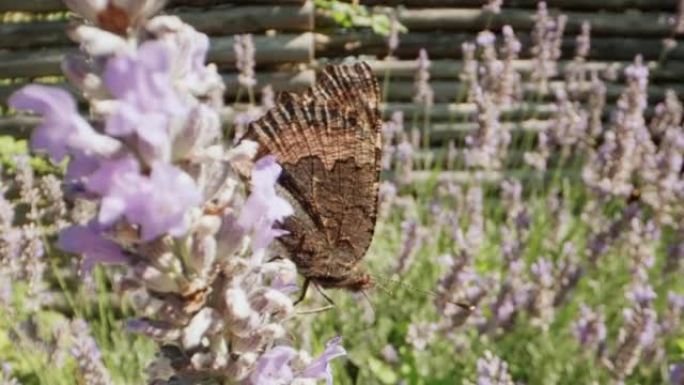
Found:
[238,156,295,252]
[482,0,503,14]
[1,363,21,385]
[249,337,346,385]
[528,258,555,330]
[406,322,436,351]
[413,49,433,110]
[8,85,120,164]
[461,42,478,102]
[548,88,589,150]
[382,111,404,172]
[661,292,684,335]
[393,219,424,275]
[395,136,414,186]
[381,344,399,364]
[575,21,591,59]
[675,0,684,34]
[69,319,114,385]
[582,56,652,198]
[63,0,165,34]
[9,5,341,383]
[435,252,486,329]
[498,25,522,106]
[58,223,129,272]
[530,2,567,93]
[387,10,400,55]
[573,304,607,355]
[671,363,684,385]
[608,284,659,380]
[475,351,514,385]
[464,86,508,171]
[235,34,257,89]
[587,71,607,139]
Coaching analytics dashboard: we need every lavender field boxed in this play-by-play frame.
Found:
[0,0,683,384]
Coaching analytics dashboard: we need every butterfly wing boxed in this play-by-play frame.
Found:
[241,62,381,284]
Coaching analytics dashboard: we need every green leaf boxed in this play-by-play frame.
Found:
[367,356,399,384]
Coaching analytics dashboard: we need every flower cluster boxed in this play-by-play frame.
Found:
[7,1,345,383]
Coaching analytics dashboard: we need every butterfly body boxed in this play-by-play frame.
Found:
[241,62,381,292]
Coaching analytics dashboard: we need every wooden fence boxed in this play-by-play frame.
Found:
[0,0,682,177]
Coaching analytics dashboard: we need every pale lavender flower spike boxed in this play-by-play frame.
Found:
[250,337,347,385]
[58,223,128,272]
[299,336,348,384]
[127,162,202,240]
[238,155,295,251]
[250,345,298,385]
[5,1,344,383]
[104,41,188,164]
[8,85,120,163]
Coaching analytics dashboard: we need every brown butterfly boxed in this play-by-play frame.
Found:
[240,62,382,300]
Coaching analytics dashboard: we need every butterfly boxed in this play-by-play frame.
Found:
[240,62,382,300]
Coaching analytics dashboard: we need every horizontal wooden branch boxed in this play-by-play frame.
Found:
[0,33,313,78]
[323,59,684,83]
[1,97,654,137]
[316,32,683,61]
[355,0,674,11]
[405,168,581,184]
[208,33,314,67]
[0,0,307,13]
[0,70,314,107]
[317,7,675,38]
[382,79,684,102]
[0,4,313,49]
[410,147,570,170]
[380,102,558,120]
[428,120,549,141]
[169,1,313,36]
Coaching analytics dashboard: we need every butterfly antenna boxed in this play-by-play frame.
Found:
[312,282,336,307]
[296,305,335,315]
[371,273,475,312]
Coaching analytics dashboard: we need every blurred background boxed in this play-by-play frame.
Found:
[1,0,684,384]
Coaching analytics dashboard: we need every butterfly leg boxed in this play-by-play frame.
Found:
[267,255,284,263]
[314,283,336,307]
[294,278,310,305]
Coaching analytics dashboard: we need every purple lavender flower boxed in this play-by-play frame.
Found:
[238,156,294,251]
[58,223,128,272]
[482,0,502,14]
[128,163,202,241]
[69,319,114,385]
[103,41,188,164]
[476,351,514,385]
[671,363,684,385]
[250,337,346,385]
[146,16,226,108]
[299,337,348,384]
[610,284,660,380]
[235,34,257,89]
[406,322,436,351]
[413,49,433,109]
[8,85,121,163]
[394,218,423,274]
[63,0,165,34]
[0,363,20,385]
[249,345,297,384]
[572,304,607,354]
[85,156,201,241]
[387,11,400,55]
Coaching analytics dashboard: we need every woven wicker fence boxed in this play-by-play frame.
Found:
[0,0,681,178]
